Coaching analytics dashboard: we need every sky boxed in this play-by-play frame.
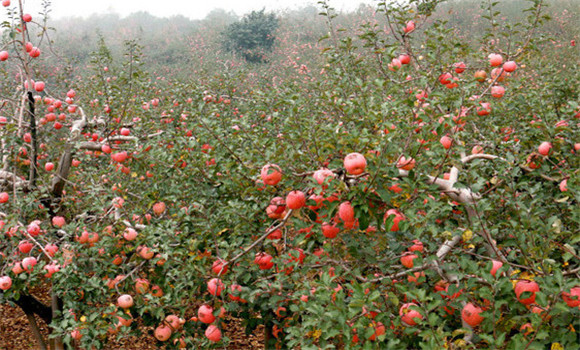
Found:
[15,0,374,20]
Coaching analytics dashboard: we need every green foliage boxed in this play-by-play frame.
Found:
[222,9,279,63]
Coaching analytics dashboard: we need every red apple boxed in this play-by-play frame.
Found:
[205,325,221,342]
[117,294,134,309]
[490,260,503,277]
[538,142,552,156]
[211,260,228,275]
[338,201,355,223]
[462,302,484,327]
[396,156,415,171]
[491,86,505,98]
[260,164,282,185]
[313,168,335,185]
[454,62,466,74]
[198,305,216,324]
[515,280,539,305]
[321,222,339,238]
[0,276,12,290]
[440,135,452,149]
[344,152,367,175]
[154,324,172,341]
[400,252,417,268]
[562,287,580,308]
[488,53,503,67]
[503,61,517,72]
[399,303,422,326]
[207,278,224,296]
[286,190,306,210]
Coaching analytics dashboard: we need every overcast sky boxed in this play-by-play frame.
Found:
[13,0,374,20]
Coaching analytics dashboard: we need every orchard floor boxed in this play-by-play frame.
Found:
[0,286,265,350]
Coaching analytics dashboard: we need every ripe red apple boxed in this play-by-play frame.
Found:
[321,222,339,238]
[515,280,539,305]
[562,287,580,308]
[409,240,423,252]
[18,240,34,254]
[404,21,415,33]
[286,190,306,210]
[135,278,150,294]
[559,179,567,192]
[454,62,466,73]
[254,252,274,270]
[0,276,12,290]
[398,54,411,65]
[389,58,402,71]
[477,102,491,116]
[384,209,405,231]
[198,305,216,324]
[152,202,166,216]
[0,192,8,203]
[344,152,367,175]
[338,201,355,223]
[313,168,335,185]
[120,127,130,136]
[154,324,172,341]
[27,221,41,236]
[538,142,552,156]
[490,260,503,277]
[400,252,417,268]
[101,144,112,154]
[399,303,423,326]
[260,164,282,185]
[34,81,45,92]
[474,70,487,82]
[52,216,65,227]
[137,246,154,259]
[438,72,452,85]
[491,86,505,98]
[368,321,385,341]
[503,61,517,72]
[205,325,221,342]
[117,294,134,309]
[111,151,128,163]
[22,256,37,271]
[207,278,224,296]
[45,243,58,257]
[461,302,484,327]
[45,162,54,171]
[269,196,286,214]
[396,156,415,171]
[440,135,452,149]
[267,228,282,240]
[29,47,40,58]
[123,228,138,241]
[211,260,228,275]
[488,53,503,67]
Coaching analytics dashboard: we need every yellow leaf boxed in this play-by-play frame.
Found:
[217,228,229,236]
[462,230,473,242]
[551,343,564,350]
